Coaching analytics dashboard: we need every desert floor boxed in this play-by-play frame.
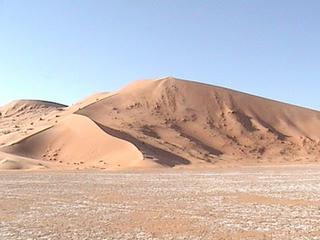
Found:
[1,166,320,240]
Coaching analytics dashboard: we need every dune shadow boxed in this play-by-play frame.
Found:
[255,118,289,141]
[170,124,223,156]
[94,121,190,167]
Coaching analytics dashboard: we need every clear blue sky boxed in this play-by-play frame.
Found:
[0,0,319,110]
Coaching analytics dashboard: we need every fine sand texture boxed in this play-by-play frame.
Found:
[1,77,320,170]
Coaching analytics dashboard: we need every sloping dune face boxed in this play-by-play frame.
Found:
[0,100,66,117]
[0,100,67,146]
[3,115,145,169]
[66,92,112,113]
[77,77,320,166]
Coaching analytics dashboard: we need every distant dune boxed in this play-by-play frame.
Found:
[1,77,320,170]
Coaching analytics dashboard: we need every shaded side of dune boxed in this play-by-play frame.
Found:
[93,121,190,167]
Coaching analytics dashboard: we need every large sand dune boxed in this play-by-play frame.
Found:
[1,77,320,170]
[78,77,320,166]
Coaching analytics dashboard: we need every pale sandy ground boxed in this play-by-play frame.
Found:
[1,165,320,240]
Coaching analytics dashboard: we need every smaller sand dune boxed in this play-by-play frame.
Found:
[0,100,66,117]
[2,114,153,170]
[0,99,68,147]
[0,152,47,170]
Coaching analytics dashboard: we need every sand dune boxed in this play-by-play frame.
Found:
[0,99,66,117]
[0,100,67,147]
[0,151,48,170]
[0,93,115,147]
[77,77,320,166]
[2,114,148,170]
[1,77,320,170]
